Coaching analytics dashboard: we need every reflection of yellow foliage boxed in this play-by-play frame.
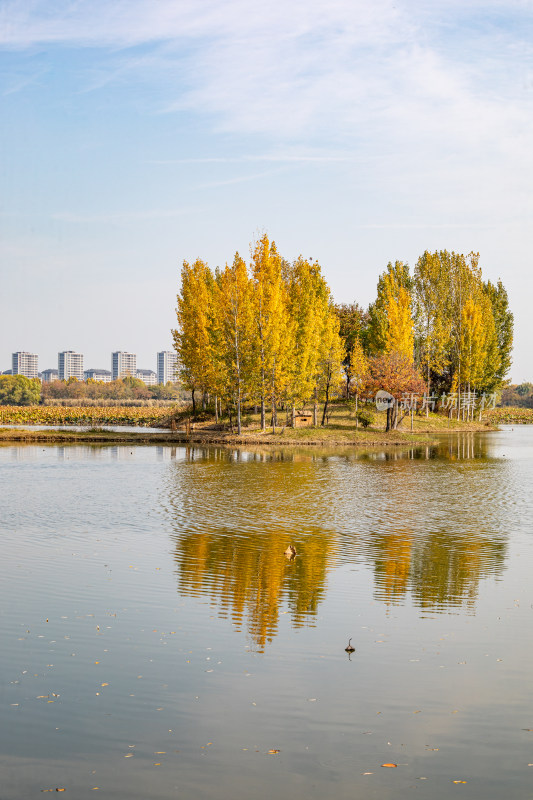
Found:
[374,531,413,603]
[371,528,506,611]
[165,443,508,641]
[165,449,340,650]
[174,529,333,650]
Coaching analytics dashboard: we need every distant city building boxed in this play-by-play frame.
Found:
[84,368,112,383]
[58,351,84,381]
[136,369,157,386]
[157,350,179,384]
[12,352,38,378]
[41,368,59,383]
[112,351,136,380]
[2,369,13,375]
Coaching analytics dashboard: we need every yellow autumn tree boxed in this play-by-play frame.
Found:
[285,257,331,421]
[386,283,414,360]
[216,253,256,434]
[348,338,368,427]
[173,258,217,412]
[459,292,498,409]
[315,305,345,426]
[251,234,293,432]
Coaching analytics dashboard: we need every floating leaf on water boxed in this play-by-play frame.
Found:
[381,763,397,768]
[268,749,280,754]
[453,780,467,783]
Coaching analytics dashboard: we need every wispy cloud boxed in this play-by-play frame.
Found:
[2,0,532,158]
[51,207,193,223]
[147,154,359,165]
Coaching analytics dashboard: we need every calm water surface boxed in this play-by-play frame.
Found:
[1,428,533,799]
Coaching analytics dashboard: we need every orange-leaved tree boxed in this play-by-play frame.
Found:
[365,352,425,431]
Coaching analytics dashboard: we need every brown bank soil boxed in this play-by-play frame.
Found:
[0,407,497,448]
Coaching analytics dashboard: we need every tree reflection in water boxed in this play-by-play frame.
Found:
[163,439,508,647]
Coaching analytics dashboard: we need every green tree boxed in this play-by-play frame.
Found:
[483,279,513,390]
[0,375,42,405]
[335,303,369,396]
[367,261,414,360]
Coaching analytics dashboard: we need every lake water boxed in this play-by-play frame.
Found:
[1,428,533,799]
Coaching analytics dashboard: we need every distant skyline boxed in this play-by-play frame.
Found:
[2,0,532,381]
[5,349,172,374]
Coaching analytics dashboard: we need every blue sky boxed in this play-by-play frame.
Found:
[1,0,532,379]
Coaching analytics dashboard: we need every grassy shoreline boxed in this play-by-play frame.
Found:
[1,402,523,447]
[0,427,440,446]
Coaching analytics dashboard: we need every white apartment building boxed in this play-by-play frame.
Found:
[84,369,112,383]
[41,368,59,383]
[157,350,179,384]
[12,352,39,378]
[112,351,136,380]
[58,351,84,381]
[136,369,157,386]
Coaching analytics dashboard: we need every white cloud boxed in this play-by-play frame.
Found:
[2,0,532,164]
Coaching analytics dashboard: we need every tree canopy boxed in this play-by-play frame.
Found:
[0,375,41,405]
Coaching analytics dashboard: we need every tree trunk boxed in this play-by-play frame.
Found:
[191,389,196,414]
[261,397,266,431]
[321,371,332,426]
[426,360,430,417]
[313,387,318,426]
[291,405,296,428]
[355,394,358,430]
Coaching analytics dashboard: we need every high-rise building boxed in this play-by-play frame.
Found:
[84,368,112,383]
[157,351,179,384]
[112,351,136,380]
[12,352,38,378]
[41,368,59,383]
[58,351,84,381]
[136,369,157,386]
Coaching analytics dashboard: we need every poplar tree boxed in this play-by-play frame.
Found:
[367,261,414,360]
[335,303,368,396]
[173,258,216,412]
[483,280,513,390]
[251,235,292,431]
[414,250,453,399]
[216,253,255,434]
[286,257,330,418]
[316,306,345,426]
